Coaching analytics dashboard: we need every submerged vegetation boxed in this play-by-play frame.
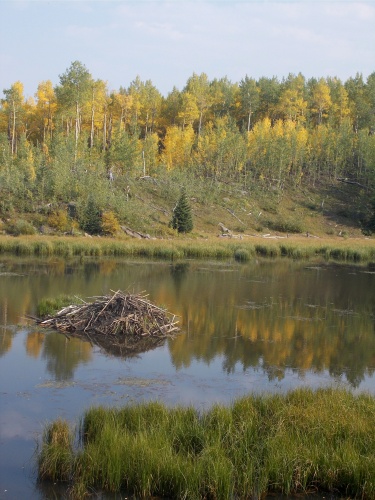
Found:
[37,387,375,499]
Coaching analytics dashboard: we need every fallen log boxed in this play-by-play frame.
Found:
[218,222,232,235]
[121,225,151,239]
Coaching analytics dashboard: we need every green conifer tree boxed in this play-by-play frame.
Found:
[171,188,193,233]
[81,196,102,235]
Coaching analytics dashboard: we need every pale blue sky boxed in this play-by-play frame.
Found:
[1,0,374,99]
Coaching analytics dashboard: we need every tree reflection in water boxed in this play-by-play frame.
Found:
[1,257,375,387]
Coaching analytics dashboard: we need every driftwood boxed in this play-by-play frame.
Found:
[336,177,370,190]
[219,222,232,235]
[121,225,151,239]
[35,290,179,356]
[225,208,244,225]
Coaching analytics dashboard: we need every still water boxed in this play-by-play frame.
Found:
[0,256,375,499]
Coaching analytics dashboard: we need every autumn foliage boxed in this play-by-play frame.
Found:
[1,61,375,233]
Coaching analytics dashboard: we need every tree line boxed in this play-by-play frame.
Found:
[1,61,375,233]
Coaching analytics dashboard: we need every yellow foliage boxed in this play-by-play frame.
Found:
[48,209,69,232]
[101,211,120,236]
[162,124,195,170]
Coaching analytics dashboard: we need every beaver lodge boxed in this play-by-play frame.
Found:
[35,290,180,356]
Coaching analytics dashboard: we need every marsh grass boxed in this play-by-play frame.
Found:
[0,235,374,263]
[37,419,74,483]
[36,295,81,318]
[38,388,375,499]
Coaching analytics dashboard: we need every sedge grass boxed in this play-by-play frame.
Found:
[0,234,374,264]
[36,295,81,318]
[38,388,375,499]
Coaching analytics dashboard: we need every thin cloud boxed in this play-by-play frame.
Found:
[1,0,374,98]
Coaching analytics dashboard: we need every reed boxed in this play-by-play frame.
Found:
[0,235,374,264]
[37,419,74,483]
[37,388,375,499]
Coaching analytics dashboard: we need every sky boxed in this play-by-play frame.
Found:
[1,0,374,99]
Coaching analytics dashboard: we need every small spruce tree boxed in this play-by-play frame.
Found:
[171,188,193,233]
[81,197,102,235]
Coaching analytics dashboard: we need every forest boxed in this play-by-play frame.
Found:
[1,61,375,237]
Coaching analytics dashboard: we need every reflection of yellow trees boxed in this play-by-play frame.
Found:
[2,257,375,388]
[99,260,117,276]
[25,331,45,358]
[166,261,375,387]
[0,328,13,357]
[42,333,93,381]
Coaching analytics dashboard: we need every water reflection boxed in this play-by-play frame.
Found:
[0,257,375,387]
[42,332,92,381]
[167,262,375,387]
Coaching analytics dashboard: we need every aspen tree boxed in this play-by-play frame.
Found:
[310,78,332,125]
[239,76,260,131]
[35,80,56,142]
[3,81,25,154]
[55,61,92,159]
[184,73,211,135]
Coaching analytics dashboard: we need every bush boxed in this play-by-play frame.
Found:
[101,211,120,236]
[266,217,304,234]
[6,219,36,236]
[47,209,69,232]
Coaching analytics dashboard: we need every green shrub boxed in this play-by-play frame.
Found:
[266,217,304,234]
[6,219,36,236]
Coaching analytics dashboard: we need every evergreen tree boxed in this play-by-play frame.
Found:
[171,188,193,233]
[81,196,102,235]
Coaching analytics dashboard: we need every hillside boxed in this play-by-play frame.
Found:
[0,173,371,241]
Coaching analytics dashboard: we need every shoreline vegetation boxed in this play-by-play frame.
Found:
[1,65,375,258]
[37,387,375,499]
[0,234,374,263]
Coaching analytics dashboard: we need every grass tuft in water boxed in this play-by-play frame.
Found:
[37,419,74,483]
[37,388,375,498]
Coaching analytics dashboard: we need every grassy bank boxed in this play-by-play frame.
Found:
[37,387,375,499]
[0,234,375,263]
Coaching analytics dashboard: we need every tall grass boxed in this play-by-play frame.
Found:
[36,295,81,318]
[37,388,375,499]
[0,235,374,263]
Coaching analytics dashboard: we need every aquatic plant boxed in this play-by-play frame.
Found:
[37,388,375,498]
[0,235,375,264]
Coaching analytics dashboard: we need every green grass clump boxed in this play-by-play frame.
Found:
[0,235,375,264]
[37,419,74,483]
[234,247,253,262]
[37,388,375,499]
[36,294,81,318]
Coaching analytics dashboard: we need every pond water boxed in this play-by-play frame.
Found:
[0,256,375,499]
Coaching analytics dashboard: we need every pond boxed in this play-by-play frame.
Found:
[0,256,375,498]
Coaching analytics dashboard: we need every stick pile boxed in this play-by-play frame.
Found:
[38,290,179,344]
